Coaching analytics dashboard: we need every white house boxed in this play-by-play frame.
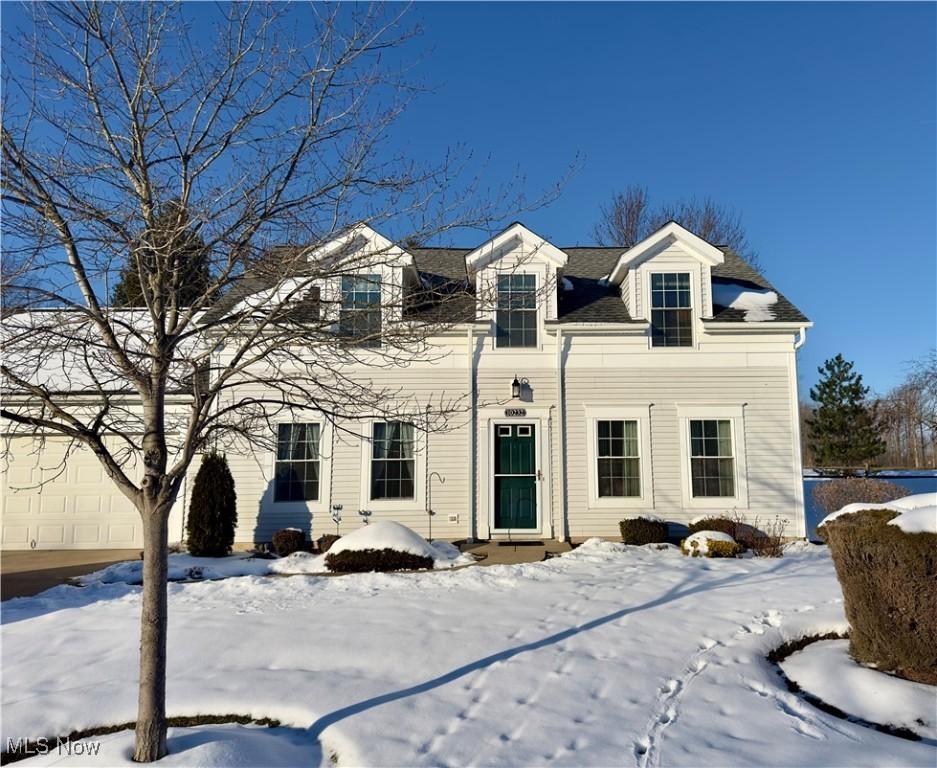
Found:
[1,221,811,548]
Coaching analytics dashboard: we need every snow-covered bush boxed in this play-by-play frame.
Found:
[680,530,742,558]
[812,477,906,515]
[317,534,341,553]
[818,494,937,685]
[186,452,237,557]
[326,548,434,573]
[324,520,442,572]
[272,528,306,556]
[618,515,668,545]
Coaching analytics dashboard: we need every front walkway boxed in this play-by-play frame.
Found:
[0,549,140,600]
[462,539,572,565]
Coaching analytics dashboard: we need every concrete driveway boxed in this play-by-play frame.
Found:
[1,549,140,601]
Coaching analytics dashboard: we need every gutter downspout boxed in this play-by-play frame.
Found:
[555,327,567,543]
[790,326,808,538]
[794,326,807,350]
[467,326,476,542]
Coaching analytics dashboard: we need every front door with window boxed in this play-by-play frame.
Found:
[494,424,537,529]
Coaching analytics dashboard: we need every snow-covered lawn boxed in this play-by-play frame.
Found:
[3,540,935,767]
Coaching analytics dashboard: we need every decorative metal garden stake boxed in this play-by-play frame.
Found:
[331,504,343,535]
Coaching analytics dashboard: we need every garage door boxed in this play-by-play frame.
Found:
[1,437,143,550]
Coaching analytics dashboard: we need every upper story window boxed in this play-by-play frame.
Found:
[340,274,381,348]
[496,274,537,348]
[371,421,415,500]
[650,272,692,347]
[596,420,641,497]
[689,419,735,497]
[274,423,321,502]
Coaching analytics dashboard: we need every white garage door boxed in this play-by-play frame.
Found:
[1,437,143,550]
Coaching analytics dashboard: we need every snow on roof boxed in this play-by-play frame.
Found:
[819,492,937,534]
[710,281,778,322]
[2,309,206,394]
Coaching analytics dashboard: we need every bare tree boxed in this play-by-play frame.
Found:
[1,3,563,760]
[876,351,937,468]
[592,184,760,270]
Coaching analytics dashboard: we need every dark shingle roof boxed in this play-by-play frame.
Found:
[710,249,809,323]
[202,243,807,326]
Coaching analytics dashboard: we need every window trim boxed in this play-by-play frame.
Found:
[676,404,749,509]
[643,268,700,351]
[495,273,539,349]
[338,273,382,348]
[359,420,427,511]
[268,419,332,515]
[648,270,693,348]
[584,405,654,509]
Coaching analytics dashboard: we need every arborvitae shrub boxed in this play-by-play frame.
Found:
[687,517,738,537]
[812,477,906,515]
[272,528,306,556]
[325,548,433,573]
[317,534,341,553]
[618,518,669,545]
[186,452,237,557]
[819,509,937,685]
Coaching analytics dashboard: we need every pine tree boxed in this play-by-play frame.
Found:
[186,452,237,557]
[807,354,885,472]
[111,201,212,307]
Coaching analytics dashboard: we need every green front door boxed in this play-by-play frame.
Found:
[494,424,537,530]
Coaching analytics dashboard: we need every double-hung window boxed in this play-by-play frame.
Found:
[371,422,415,500]
[496,274,537,348]
[596,420,641,497]
[274,423,321,502]
[339,274,381,348]
[650,272,692,347]
[689,419,735,497]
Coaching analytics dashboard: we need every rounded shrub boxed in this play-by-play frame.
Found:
[812,477,906,515]
[680,531,743,558]
[619,517,669,545]
[317,534,341,553]
[687,517,737,537]
[325,548,434,573]
[819,509,937,684]
[272,528,306,556]
[186,452,237,557]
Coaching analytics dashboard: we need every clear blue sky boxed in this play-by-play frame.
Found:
[395,2,936,398]
[3,2,934,399]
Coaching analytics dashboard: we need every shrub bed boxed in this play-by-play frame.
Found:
[819,509,937,685]
[272,528,306,557]
[812,477,906,515]
[619,517,669,545]
[325,547,434,573]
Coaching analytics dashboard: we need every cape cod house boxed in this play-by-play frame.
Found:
[1,221,811,549]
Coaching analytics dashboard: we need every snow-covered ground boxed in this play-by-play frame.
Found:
[780,639,936,741]
[3,540,935,767]
[78,553,274,586]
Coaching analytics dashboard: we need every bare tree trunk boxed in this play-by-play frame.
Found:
[134,505,170,762]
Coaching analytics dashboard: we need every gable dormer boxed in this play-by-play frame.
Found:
[465,223,567,349]
[607,222,725,347]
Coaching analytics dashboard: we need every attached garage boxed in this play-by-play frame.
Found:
[1,437,145,550]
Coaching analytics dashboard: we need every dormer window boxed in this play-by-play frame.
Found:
[340,274,381,348]
[650,272,692,347]
[496,274,537,348]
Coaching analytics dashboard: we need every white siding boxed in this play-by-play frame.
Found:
[563,364,800,539]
